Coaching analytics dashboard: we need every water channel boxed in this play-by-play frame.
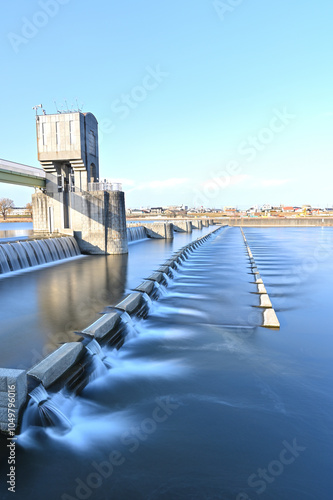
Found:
[0,224,332,499]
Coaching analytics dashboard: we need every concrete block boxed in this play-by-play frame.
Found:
[116,292,143,314]
[0,369,27,435]
[0,392,21,409]
[82,312,120,340]
[146,272,164,283]
[259,294,272,308]
[0,407,19,422]
[263,309,280,328]
[257,284,267,294]
[134,280,155,295]
[157,266,170,275]
[164,259,177,268]
[27,343,84,389]
[254,277,264,284]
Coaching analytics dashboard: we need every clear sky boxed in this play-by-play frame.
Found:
[0,0,332,209]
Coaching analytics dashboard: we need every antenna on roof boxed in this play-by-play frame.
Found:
[76,98,82,112]
[54,100,60,113]
[32,104,43,116]
[64,100,69,112]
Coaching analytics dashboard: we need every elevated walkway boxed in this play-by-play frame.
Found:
[0,159,46,188]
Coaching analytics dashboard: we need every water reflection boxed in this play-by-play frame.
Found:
[0,227,215,369]
[37,253,128,339]
[0,221,33,241]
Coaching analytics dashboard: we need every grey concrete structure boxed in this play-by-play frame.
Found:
[36,111,99,188]
[0,369,27,434]
[27,343,84,389]
[143,223,174,239]
[134,280,156,295]
[215,217,333,227]
[32,111,128,254]
[191,219,203,230]
[82,312,121,340]
[116,292,144,314]
[173,221,192,233]
[240,227,280,329]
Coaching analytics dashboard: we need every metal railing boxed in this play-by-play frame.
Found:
[88,181,122,192]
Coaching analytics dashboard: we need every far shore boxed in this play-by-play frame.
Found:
[0,217,33,223]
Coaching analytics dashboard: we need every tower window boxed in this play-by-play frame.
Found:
[42,122,46,145]
[56,122,60,146]
[69,120,74,145]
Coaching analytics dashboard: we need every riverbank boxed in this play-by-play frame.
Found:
[0,217,32,223]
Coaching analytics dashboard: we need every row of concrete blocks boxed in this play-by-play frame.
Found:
[141,219,215,239]
[0,225,222,435]
[240,228,280,329]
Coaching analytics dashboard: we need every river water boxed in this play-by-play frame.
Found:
[0,225,333,499]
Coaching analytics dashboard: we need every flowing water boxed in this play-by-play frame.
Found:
[0,226,333,499]
[0,236,80,275]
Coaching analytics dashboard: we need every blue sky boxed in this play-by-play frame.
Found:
[0,0,332,208]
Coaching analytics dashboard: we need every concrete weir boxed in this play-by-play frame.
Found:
[0,226,222,435]
[142,222,174,239]
[240,227,280,329]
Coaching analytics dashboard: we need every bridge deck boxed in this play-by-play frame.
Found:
[0,159,46,188]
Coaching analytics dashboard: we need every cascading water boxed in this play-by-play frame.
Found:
[84,339,113,379]
[119,310,140,340]
[127,225,148,243]
[162,271,172,286]
[22,384,72,433]
[0,236,81,275]
[153,280,168,297]
[142,292,153,313]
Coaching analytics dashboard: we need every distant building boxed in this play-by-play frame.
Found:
[10,207,30,216]
[150,207,164,214]
[282,206,294,212]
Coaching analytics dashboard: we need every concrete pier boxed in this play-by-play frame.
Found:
[240,227,280,329]
[173,221,192,233]
[191,219,203,230]
[143,223,174,239]
[0,369,27,434]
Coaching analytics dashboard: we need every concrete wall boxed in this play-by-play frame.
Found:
[143,223,174,239]
[0,369,27,434]
[173,221,192,233]
[32,186,128,254]
[191,219,203,230]
[214,217,333,227]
